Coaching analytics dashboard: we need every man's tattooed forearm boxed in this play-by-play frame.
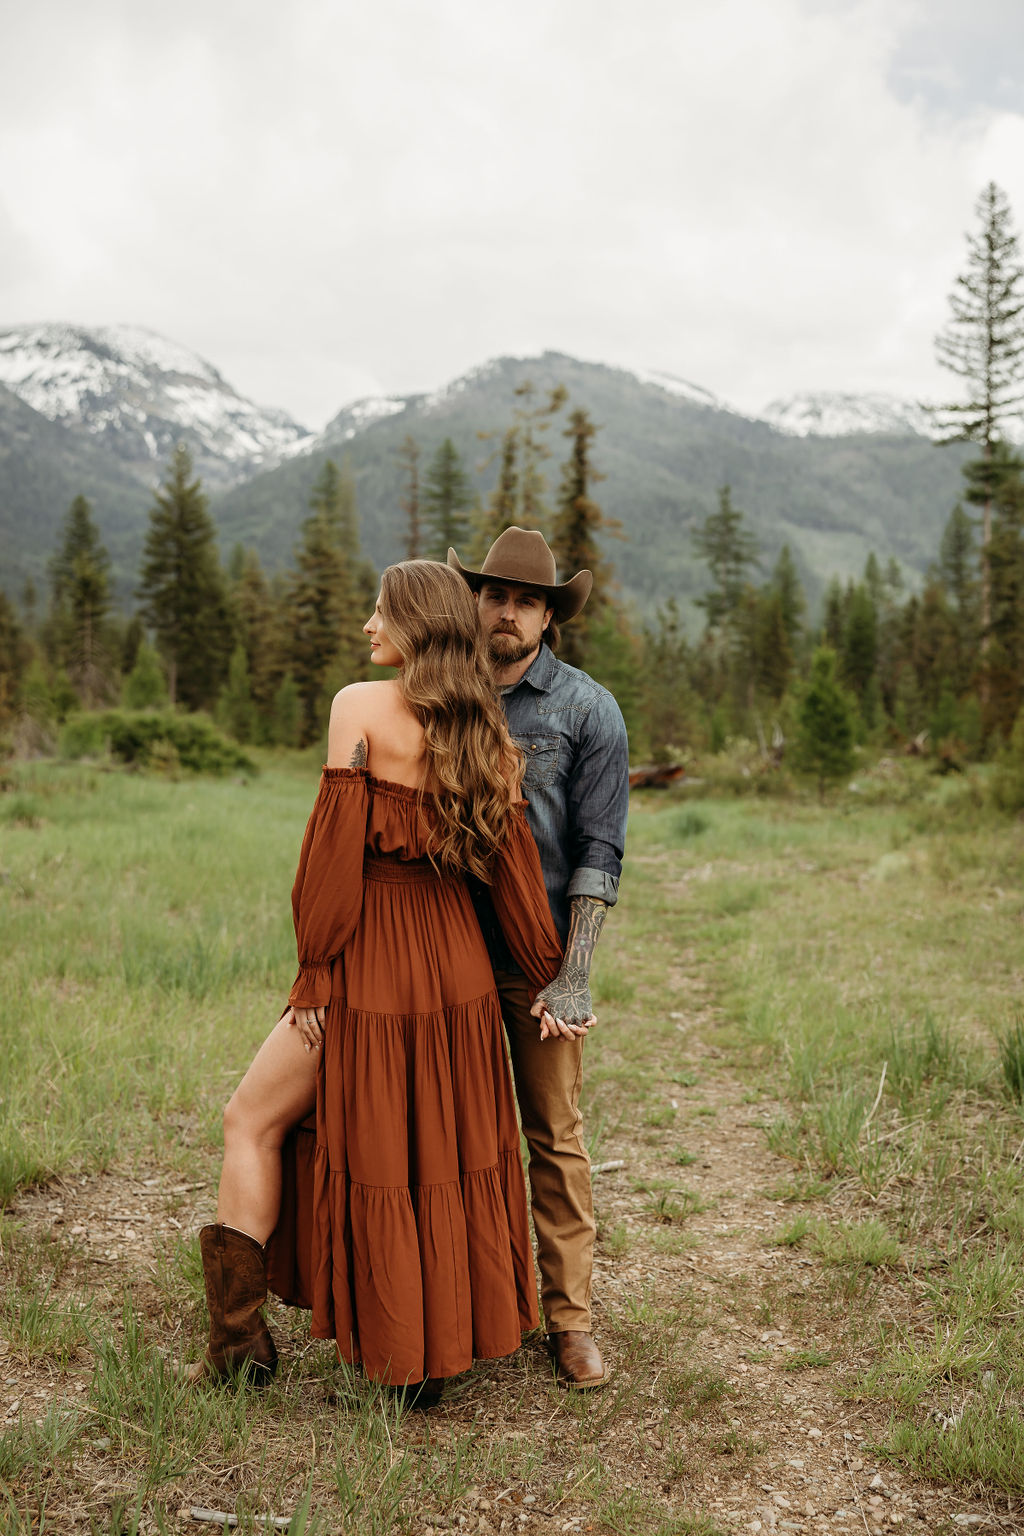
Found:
[349,738,368,767]
[564,895,607,974]
[535,896,608,1027]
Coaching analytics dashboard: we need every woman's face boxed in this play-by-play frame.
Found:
[364,594,403,668]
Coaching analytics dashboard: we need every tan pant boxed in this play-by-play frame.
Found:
[493,968,595,1333]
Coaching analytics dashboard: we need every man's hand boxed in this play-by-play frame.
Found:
[531,968,596,1039]
[529,894,608,1041]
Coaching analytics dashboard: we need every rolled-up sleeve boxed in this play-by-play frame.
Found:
[566,692,630,907]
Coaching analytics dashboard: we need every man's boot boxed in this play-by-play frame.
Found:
[184,1224,278,1386]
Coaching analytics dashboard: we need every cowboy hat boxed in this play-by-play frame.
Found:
[447,526,593,622]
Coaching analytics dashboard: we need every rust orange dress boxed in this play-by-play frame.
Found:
[265,767,563,1386]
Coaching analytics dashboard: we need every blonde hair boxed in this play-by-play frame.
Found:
[378,560,522,881]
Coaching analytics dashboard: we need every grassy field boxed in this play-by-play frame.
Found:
[1,753,1023,1535]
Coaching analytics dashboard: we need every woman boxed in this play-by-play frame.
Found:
[186,560,567,1402]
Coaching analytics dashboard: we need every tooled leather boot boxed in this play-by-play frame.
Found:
[184,1224,278,1387]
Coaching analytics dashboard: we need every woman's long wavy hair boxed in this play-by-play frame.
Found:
[379,560,522,881]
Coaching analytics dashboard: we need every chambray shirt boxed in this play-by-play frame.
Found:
[476,642,630,959]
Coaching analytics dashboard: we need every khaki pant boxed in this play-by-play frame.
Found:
[493,968,595,1333]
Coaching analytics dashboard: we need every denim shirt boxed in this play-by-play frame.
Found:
[476,643,630,960]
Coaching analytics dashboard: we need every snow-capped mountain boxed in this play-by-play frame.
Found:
[760,391,936,439]
[0,323,312,484]
[321,393,411,443]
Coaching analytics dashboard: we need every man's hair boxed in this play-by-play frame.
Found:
[544,613,561,652]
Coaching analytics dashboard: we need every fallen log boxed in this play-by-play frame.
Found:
[628,764,686,789]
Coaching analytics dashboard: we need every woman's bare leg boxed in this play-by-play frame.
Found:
[217,1009,318,1244]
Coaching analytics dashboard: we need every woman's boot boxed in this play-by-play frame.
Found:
[184,1224,278,1386]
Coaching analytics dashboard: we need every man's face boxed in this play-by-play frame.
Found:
[476,580,553,665]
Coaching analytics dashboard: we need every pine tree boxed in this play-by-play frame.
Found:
[423,439,471,559]
[693,486,759,634]
[488,427,519,535]
[550,409,616,668]
[771,544,805,651]
[0,591,28,726]
[50,494,112,707]
[641,599,699,763]
[218,643,257,743]
[840,584,878,702]
[934,182,1024,643]
[228,551,288,738]
[123,642,169,710]
[287,506,351,744]
[137,445,232,710]
[397,436,421,558]
[794,647,857,798]
[985,455,1024,737]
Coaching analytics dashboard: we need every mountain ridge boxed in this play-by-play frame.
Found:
[0,328,976,611]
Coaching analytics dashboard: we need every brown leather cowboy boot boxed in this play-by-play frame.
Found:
[184,1224,278,1386]
[546,1330,610,1389]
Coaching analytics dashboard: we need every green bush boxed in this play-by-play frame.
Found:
[59,710,256,776]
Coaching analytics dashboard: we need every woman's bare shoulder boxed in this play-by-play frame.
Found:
[331,679,401,711]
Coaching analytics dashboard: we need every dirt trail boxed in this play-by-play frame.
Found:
[5,1033,1021,1535]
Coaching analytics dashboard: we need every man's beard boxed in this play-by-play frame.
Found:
[487,627,536,666]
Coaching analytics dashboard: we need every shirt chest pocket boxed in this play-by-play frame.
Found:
[515,733,560,789]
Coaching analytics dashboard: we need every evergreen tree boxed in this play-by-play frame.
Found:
[123,642,169,710]
[693,486,759,633]
[840,584,878,702]
[985,455,1024,737]
[271,671,303,748]
[794,647,857,799]
[0,591,28,726]
[397,436,421,558]
[423,439,472,559]
[231,550,287,736]
[50,494,112,707]
[218,643,257,743]
[771,544,806,651]
[137,445,232,709]
[309,457,360,562]
[751,590,793,702]
[641,599,699,762]
[550,409,616,668]
[934,182,1024,641]
[486,427,519,537]
[287,505,351,744]
[822,577,846,650]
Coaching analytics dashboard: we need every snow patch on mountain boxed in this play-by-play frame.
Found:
[627,366,726,411]
[761,391,936,439]
[0,322,312,482]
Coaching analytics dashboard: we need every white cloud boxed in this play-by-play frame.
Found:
[1,0,1022,427]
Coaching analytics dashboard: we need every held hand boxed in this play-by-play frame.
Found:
[530,967,597,1042]
[286,1004,326,1052]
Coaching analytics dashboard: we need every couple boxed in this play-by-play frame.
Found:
[186,528,630,1402]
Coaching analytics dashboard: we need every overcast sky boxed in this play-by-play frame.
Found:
[2,0,1023,429]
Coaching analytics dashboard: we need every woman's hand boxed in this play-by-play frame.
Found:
[287,1005,326,1052]
[531,998,596,1041]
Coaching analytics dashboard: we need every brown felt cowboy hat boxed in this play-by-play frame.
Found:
[447,527,593,622]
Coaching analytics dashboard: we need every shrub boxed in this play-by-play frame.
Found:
[59,710,256,776]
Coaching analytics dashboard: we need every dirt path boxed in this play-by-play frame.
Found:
[5,1025,1021,1535]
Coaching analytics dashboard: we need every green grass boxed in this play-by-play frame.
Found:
[5,756,1024,1524]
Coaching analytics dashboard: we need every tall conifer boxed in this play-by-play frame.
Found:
[137,446,231,709]
[50,494,111,707]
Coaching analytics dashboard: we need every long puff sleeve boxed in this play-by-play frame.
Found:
[489,802,564,997]
[288,768,370,1007]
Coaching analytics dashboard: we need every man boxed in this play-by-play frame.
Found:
[448,527,629,1389]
